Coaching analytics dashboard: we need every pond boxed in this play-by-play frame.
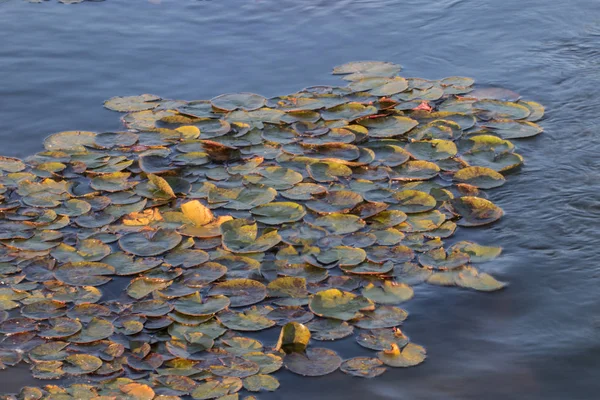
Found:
[1,0,600,399]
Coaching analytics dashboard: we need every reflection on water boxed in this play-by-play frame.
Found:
[1,0,600,398]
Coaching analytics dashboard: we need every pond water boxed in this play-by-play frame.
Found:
[1,0,600,399]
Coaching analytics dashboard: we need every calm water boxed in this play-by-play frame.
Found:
[1,0,600,399]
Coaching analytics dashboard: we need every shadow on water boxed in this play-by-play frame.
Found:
[1,0,600,398]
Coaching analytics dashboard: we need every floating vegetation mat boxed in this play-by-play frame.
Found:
[0,61,543,399]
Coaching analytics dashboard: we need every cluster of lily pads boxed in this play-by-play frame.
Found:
[0,61,543,399]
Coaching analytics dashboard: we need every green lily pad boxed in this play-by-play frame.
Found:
[63,354,103,375]
[340,357,387,378]
[267,277,309,306]
[321,103,377,121]
[309,289,374,321]
[392,160,440,181]
[54,262,115,286]
[209,279,267,307]
[191,377,242,400]
[353,305,408,329]
[448,241,502,262]
[243,374,280,392]
[218,307,275,331]
[450,196,503,226]
[378,343,426,367]
[482,119,543,139]
[418,247,470,269]
[69,317,114,343]
[38,317,82,339]
[453,166,506,189]
[174,292,230,316]
[220,219,281,253]
[250,202,306,225]
[284,348,342,376]
[104,94,161,112]
[455,268,506,291]
[362,281,414,304]
[119,229,182,256]
[359,116,418,138]
[356,327,410,351]
[44,131,97,152]
[211,93,267,111]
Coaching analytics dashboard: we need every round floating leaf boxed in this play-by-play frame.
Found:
[362,281,414,304]
[209,279,267,307]
[482,119,543,139]
[450,196,503,226]
[69,317,114,343]
[461,150,524,172]
[392,190,437,213]
[448,241,502,263]
[267,277,308,306]
[94,131,139,148]
[183,262,228,287]
[191,377,242,400]
[418,247,470,269]
[54,262,115,287]
[38,317,82,339]
[356,327,410,351]
[305,190,363,214]
[441,76,474,87]
[44,131,97,152]
[378,343,426,367]
[210,356,260,377]
[0,156,26,172]
[359,116,418,138]
[342,260,394,275]
[250,202,306,225]
[90,172,136,192]
[316,246,366,267]
[63,354,103,375]
[340,357,387,378]
[220,219,281,253]
[21,300,67,320]
[218,308,275,331]
[104,94,161,112]
[127,277,172,299]
[473,99,530,120]
[405,139,457,161]
[307,161,352,182]
[174,292,230,316]
[353,305,408,329]
[392,160,440,181]
[211,93,267,111]
[284,348,342,376]
[321,103,377,121]
[119,229,182,256]
[309,289,374,321]
[453,166,506,189]
[455,267,506,292]
[243,374,280,392]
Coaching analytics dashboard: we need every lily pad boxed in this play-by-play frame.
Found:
[119,229,182,256]
[211,93,267,111]
[340,357,387,378]
[209,279,267,307]
[450,196,503,226]
[284,348,342,376]
[377,343,426,367]
[309,289,374,321]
